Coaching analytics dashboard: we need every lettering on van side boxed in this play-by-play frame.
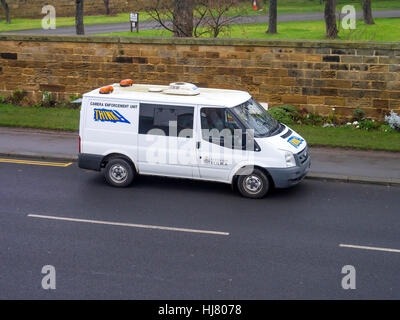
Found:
[94,108,131,124]
[287,136,304,148]
[90,101,137,109]
[203,156,228,166]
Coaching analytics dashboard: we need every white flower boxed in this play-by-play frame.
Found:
[353,121,359,125]
[385,110,400,131]
[332,107,336,111]
[346,122,352,125]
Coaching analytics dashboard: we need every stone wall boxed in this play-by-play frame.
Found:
[0,35,399,119]
[2,0,134,18]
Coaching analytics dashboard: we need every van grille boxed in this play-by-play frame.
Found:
[296,146,309,165]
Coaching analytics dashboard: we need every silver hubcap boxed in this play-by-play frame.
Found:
[244,175,263,194]
[109,164,128,184]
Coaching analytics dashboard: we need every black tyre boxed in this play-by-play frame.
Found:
[104,158,134,188]
[237,168,269,199]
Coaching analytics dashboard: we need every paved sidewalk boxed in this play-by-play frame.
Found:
[1,126,399,186]
[0,127,77,160]
[2,10,400,36]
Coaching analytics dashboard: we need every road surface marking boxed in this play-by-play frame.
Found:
[28,214,230,236]
[0,158,72,167]
[340,244,400,253]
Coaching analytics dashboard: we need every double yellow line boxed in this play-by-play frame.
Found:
[0,158,72,167]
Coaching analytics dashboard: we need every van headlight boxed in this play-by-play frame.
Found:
[281,150,296,168]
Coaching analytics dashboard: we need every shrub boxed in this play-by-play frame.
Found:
[280,105,300,120]
[268,106,295,125]
[41,91,56,108]
[379,124,394,133]
[55,100,75,109]
[327,107,338,124]
[352,108,365,121]
[358,119,380,131]
[302,113,326,126]
[9,89,26,105]
[385,110,400,132]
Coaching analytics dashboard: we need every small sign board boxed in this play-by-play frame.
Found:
[130,13,138,22]
[130,12,139,32]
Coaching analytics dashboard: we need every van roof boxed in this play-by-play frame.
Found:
[83,83,251,108]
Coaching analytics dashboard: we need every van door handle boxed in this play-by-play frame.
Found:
[196,141,201,149]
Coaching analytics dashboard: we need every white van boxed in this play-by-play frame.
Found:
[78,81,310,198]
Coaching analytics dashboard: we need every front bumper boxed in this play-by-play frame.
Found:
[267,147,311,188]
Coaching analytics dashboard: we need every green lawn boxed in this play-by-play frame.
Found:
[1,104,399,151]
[97,18,400,42]
[231,18,400,42]
[0,0,399,32]
[292,125,400,151]
[0,12,152,32]
[0,103,79,131]
[231,0,400,16]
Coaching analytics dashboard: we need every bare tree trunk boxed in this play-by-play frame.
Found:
[173,0,194,37]
[324,0,338,39]
[76,0,85,35]
[267,0,277,34]
[1,0,10,24]
[104,0,111,15]
[362,0,375,24]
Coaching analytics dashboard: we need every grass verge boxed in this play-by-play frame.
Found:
[0,13,153,32]
[1,104,399,151]
[0,103,79,131]
[97,18,400,42]
[292,125,400,151]
[229,0,400,16]
[1,0,399,32]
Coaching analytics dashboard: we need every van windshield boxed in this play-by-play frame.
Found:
[231,98,280,137]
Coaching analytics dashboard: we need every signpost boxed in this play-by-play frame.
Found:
[130,12,139,33]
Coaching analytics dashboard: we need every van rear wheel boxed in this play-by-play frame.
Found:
[104,158,134,187]
[237,169,269,199]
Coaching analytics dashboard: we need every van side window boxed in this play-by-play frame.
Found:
[201,108,243,149]
[139,103,194,137]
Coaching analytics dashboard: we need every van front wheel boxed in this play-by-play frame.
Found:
[104,158,134,187]
[237,169,269,199]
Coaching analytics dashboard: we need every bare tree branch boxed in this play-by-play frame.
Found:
[133,0,240,38]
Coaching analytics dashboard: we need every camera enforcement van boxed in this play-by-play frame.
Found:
[78,81,310,198]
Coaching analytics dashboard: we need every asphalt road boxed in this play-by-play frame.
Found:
[3,10,400,36]
[0,158,400,299]
[2,127,400,180]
